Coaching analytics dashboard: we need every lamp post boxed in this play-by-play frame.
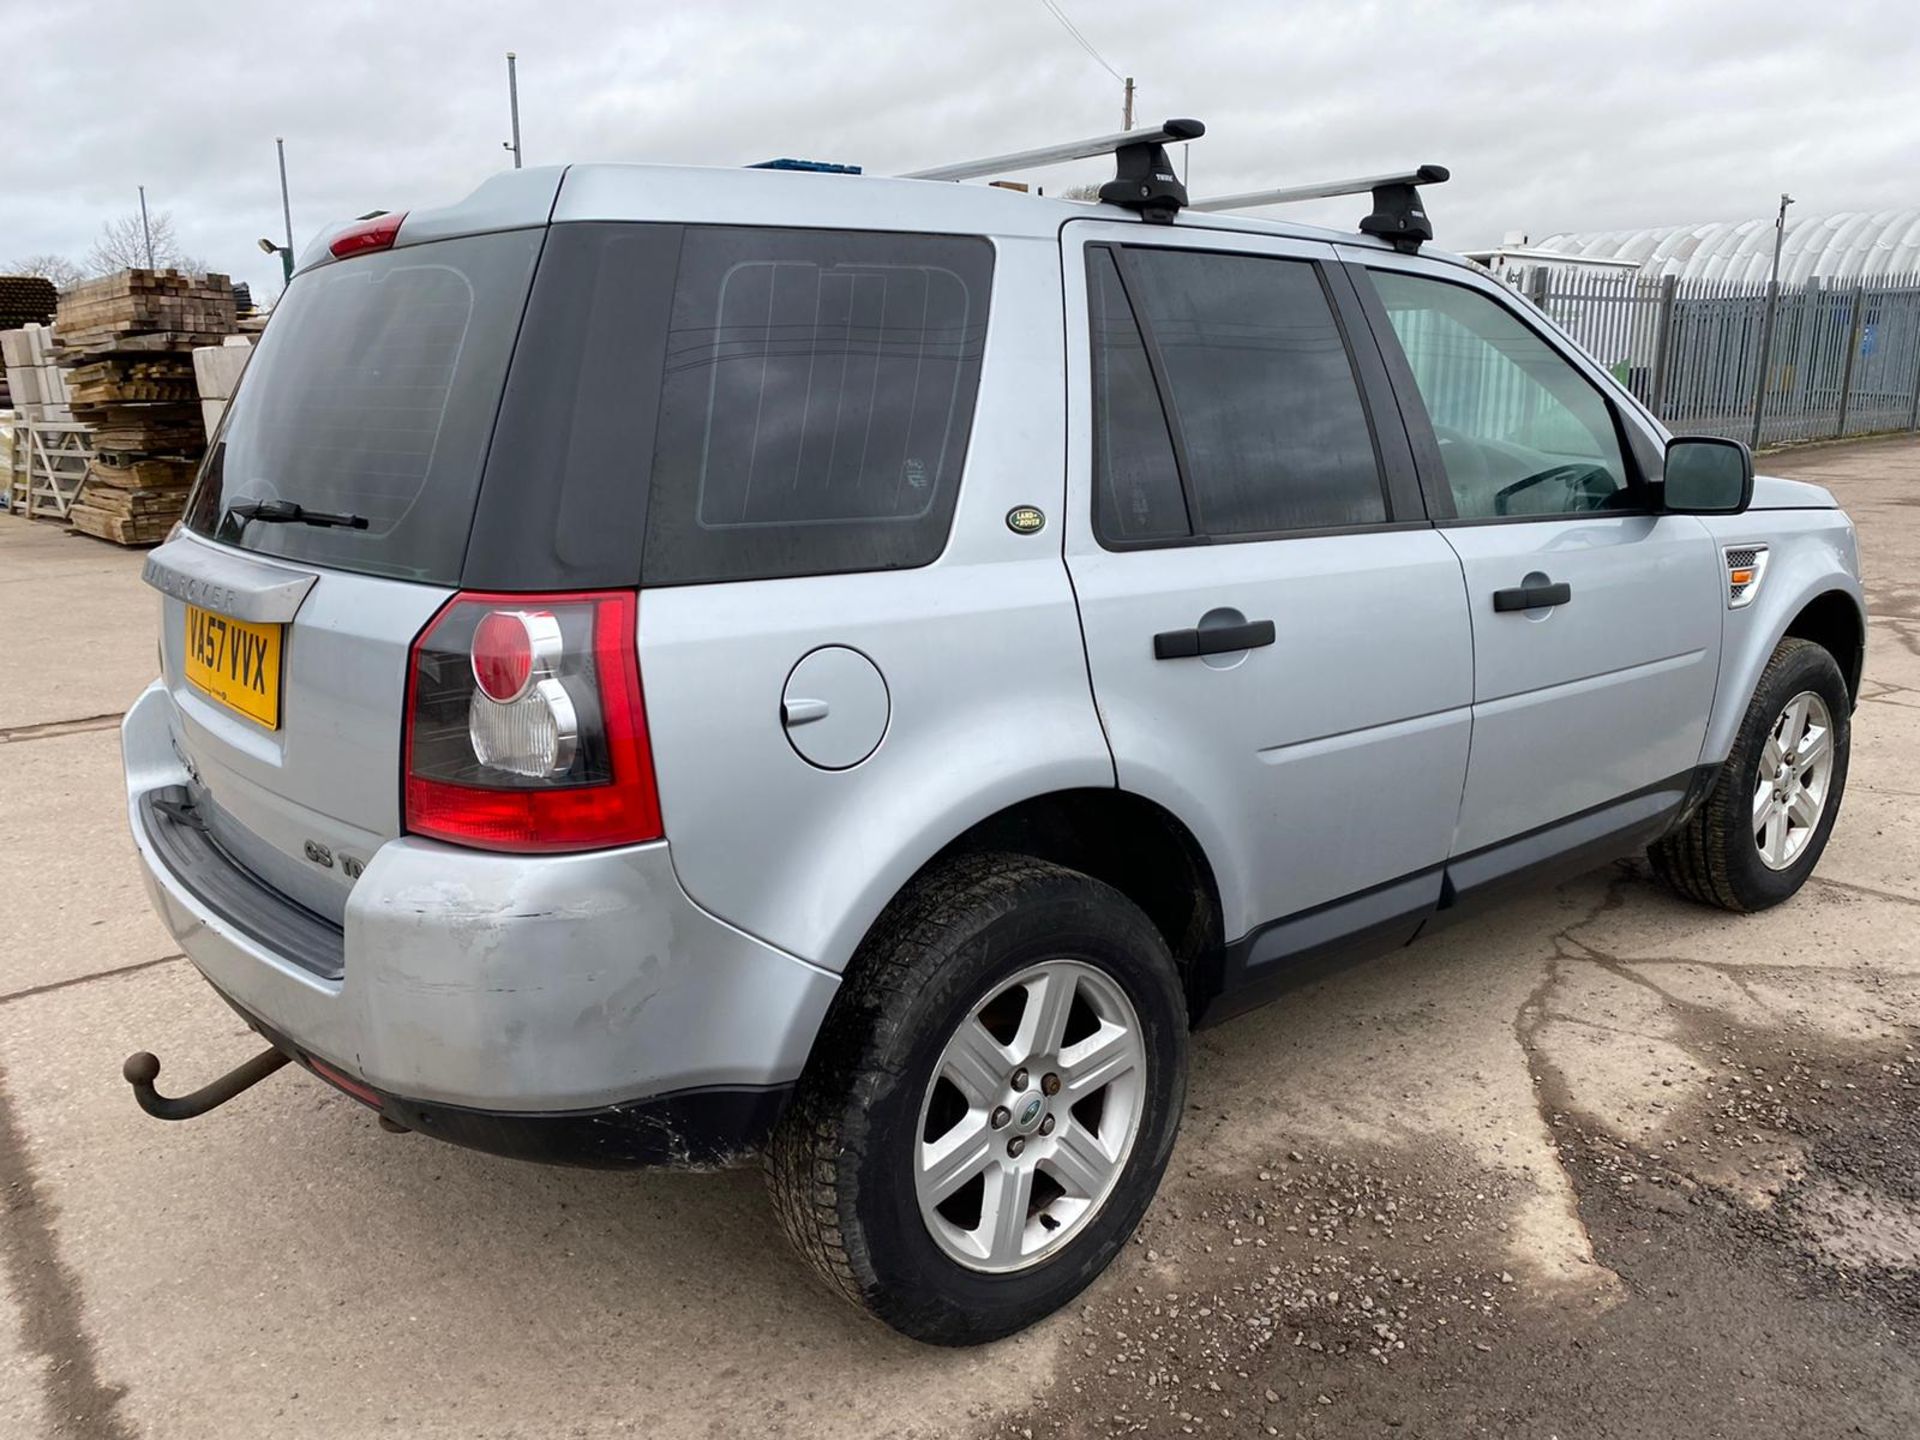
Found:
[503,53,523,168]
[1750,192,1795,448]
[275,137,295,284]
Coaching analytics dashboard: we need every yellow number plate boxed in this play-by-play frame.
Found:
[184,606,283,730]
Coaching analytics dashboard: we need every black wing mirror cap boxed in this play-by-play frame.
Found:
[1663,435,1753,515]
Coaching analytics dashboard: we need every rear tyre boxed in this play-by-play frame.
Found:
[1648,637,1850,913]
[767,853,1187,1345]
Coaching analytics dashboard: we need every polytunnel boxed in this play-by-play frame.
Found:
[1531,210,1920,283]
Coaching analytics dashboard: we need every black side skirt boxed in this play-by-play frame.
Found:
[1194,767,1712,1026]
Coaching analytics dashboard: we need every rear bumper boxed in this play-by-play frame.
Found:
[216,988,792,1168]
[122,682,838,1147]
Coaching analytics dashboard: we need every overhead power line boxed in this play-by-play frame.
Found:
[1036,0,1123,83]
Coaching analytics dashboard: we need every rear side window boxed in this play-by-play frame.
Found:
[184,229,542,584]
[643,228,994,585]
[1114,248,1386,539]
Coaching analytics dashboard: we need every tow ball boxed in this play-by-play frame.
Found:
[121,1046,291,1121]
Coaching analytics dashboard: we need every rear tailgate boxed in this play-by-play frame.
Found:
[146,228,544,924]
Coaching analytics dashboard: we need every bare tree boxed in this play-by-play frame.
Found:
[84,211,208,277]
[4,252,85,290]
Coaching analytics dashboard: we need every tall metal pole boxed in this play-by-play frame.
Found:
[275,137,295,285]
[1122,76,1134,132]
[1750,192,1794,448]
[506,52,523,168]
[137,184,154,269]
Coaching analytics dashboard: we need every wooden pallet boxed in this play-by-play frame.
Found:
[68,503,177,546]
[71,407,203,455]
[64,356,197,406]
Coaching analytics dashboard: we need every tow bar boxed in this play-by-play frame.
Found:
[121,1046,291,1121]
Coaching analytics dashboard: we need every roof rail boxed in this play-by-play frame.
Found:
[902,119,1205,225]
[1190,164,1451,252]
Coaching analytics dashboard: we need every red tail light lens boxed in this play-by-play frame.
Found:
[404,590,663,853]
[329,211,407,259]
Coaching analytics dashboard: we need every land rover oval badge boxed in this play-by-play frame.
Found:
[1006,505,1046,535]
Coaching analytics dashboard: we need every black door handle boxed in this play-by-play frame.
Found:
[1492,580,1572,613]
[1154,619,1276,660]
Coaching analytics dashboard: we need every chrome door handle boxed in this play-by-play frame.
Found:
[782,697,831,727]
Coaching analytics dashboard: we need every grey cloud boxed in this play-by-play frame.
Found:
[2,0,1913,302]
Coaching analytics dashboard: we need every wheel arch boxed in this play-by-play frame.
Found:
[847,789,1227,1027]
[1700,524,1867,767]
[1782,588,1866,707]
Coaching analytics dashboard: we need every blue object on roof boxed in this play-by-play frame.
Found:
[749,158,863,174]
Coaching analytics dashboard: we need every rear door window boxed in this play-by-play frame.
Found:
[1106,247,1387,540]
[643,227,994,585]
[184,229,543,583]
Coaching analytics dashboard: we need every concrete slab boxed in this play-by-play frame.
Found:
[0,727,176,996]
[0,514,156,732]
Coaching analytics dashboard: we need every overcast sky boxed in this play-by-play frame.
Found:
[4,0,1916,301]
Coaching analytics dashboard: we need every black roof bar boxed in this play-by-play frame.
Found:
[902,119,1205,225]
[1190,164,1451,251]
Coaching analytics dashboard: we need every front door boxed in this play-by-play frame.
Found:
[1062,224,1475,980]
[1353,261,1723,860]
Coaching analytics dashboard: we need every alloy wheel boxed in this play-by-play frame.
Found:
[913,959,1147,1273]
[1753,689,1835,871]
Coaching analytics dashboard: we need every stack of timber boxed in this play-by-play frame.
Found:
[68,454,201,544]
[55,269,240,545]
[53,270,237,353]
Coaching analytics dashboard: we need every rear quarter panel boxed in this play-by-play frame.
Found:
[638,234,1115,975]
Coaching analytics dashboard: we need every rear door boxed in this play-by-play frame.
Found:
[150,228,544,922]
[1350,258,1722,860]
[1062,223,1475,975]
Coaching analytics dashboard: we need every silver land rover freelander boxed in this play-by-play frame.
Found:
[121,123,1866,1344]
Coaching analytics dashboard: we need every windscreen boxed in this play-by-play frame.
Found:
[183,229,543,583]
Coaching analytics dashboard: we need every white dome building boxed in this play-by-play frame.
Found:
[1531,209,1920,284]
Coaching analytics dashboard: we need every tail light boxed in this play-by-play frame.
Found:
[329,211,406,259]
[404,590,663,852]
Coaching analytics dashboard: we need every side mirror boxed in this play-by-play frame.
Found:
[1663,435,1753,515]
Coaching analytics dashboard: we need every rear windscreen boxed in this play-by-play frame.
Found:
[184,229,542,584]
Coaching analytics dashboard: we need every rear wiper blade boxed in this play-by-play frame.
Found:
[226,499,369,530]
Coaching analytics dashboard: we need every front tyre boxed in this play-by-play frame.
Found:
[767,853,1187,1345]
[1649,637,1851,912]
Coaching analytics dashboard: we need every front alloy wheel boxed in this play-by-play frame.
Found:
[1649,636,1851,912]
[1752,690,1835,871]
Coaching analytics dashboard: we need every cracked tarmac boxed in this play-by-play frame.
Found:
[2,436,1919,1438]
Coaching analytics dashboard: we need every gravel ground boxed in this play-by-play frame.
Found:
[998,910,1920,1438]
